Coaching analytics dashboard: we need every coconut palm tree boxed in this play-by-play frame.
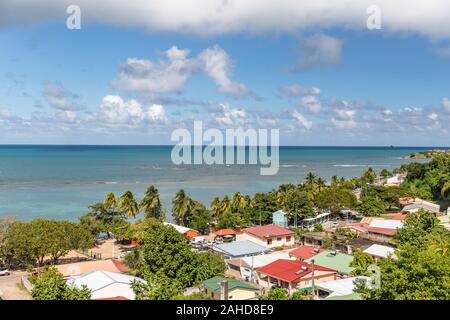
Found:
[231,192,248,213]
[140,185,162,219]
[331,175,339,186]
[210,197,221,219]
[220,195,232,215]
[117,191,139,218]
[104,192,117,210]
[305,172,317,185]
[316,178,327,193]
[172,189,193,225]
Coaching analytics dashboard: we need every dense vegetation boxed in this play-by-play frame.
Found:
[128,222,226,300]
[355,210,450,299]
[30,266,91,300]
[0,152,449,300]
[0,219,93,268]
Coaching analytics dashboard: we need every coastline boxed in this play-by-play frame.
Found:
[0,145,437,220]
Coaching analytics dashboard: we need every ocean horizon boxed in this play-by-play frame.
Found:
[0,145,441,221]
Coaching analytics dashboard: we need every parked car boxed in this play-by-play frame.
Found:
[0,268,10,276]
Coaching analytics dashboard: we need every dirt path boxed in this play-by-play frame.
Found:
[0,272,32,300]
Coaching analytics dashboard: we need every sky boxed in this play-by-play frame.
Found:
[0,0,450,146]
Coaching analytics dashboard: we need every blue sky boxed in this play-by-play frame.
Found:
[1,1,450,146]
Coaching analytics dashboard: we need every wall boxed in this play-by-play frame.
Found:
[236,233,294,249]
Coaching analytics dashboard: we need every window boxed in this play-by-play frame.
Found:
[277,237,282,241]
[286,236,291,242]
[304,280,310,286]
[267,239,272,245]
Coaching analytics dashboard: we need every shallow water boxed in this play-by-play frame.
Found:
[0,145,432,220]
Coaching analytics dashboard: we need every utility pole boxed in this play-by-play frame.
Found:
[311,259,315,299]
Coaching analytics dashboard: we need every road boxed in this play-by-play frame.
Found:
[0,272,32,300]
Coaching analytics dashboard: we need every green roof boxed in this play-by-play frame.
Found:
[305,250,354,275]
[324,292,362,300]
[202,276,258,293]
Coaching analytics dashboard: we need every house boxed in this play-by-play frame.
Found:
[163,222,199,239]
[55,259,129,278]
[67,270,145,300]
[363,244,395,260]
[237,224,295,249]
[289,245,324,261]
[201,276,259,300]
[365,219,404,242]
[385,173,406,186]
[305,250,354,277]
[272,210,289,228]
[255,259,336,295]
[214,228,239,241]
[212,240,270,258]
[315,276,370,300]
[298,212,331,229]
[401,199,441,215]
[231,251,294,281]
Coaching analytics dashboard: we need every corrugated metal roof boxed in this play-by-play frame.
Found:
[68,270,145,293]
[316,276,369,296]
[213,240,269,257]
[369,219,404,230]
[363,244,395,258]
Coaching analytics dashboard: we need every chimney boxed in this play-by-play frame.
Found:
[220,279,229,300]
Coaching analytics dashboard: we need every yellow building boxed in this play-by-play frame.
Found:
[202,276,260,300]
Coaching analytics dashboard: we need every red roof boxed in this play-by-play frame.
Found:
[215,228,238,236]
[111,259,130,273]
[367,227,398,236]
[256,259,335,283]
[95,296,129,300]
[243,224,295,239]
[391,214,407,221]
[289,246,324,260]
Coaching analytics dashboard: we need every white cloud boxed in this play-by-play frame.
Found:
[443,97,450,113]
[199,45,247,97]
[293,34,343,71]
[331,108,357,129]
[299,95,321,113]
[98,95,167,125]
[292,110,312,130]
[3,1,450,39]
[112,47,195,93]
[428,112,438,121]
[214,103,247,126]
[279,84,320,96]
[113,45,247,97]
[43,82,81,110]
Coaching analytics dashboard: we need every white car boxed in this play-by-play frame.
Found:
[0,268,10,276]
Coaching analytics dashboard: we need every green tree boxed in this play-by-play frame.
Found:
[140,186,163,220]
[259,288,289,300]
[132,270,183,300]
[118,191,139,218]
[31,266,91,300]
[138,223,225,288]
[357,196,385,217]
[380,169,392,179]
[313,223,324,232]
[315,187,357,214]
[350,249,376,275]
[172,189,193,225]
[278,188,314,226]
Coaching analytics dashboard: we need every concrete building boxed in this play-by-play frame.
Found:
[237,224,295,249]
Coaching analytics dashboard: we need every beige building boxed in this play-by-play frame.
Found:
[237,224,295,249]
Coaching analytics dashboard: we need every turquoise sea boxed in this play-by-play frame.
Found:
[0,145,436,221]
